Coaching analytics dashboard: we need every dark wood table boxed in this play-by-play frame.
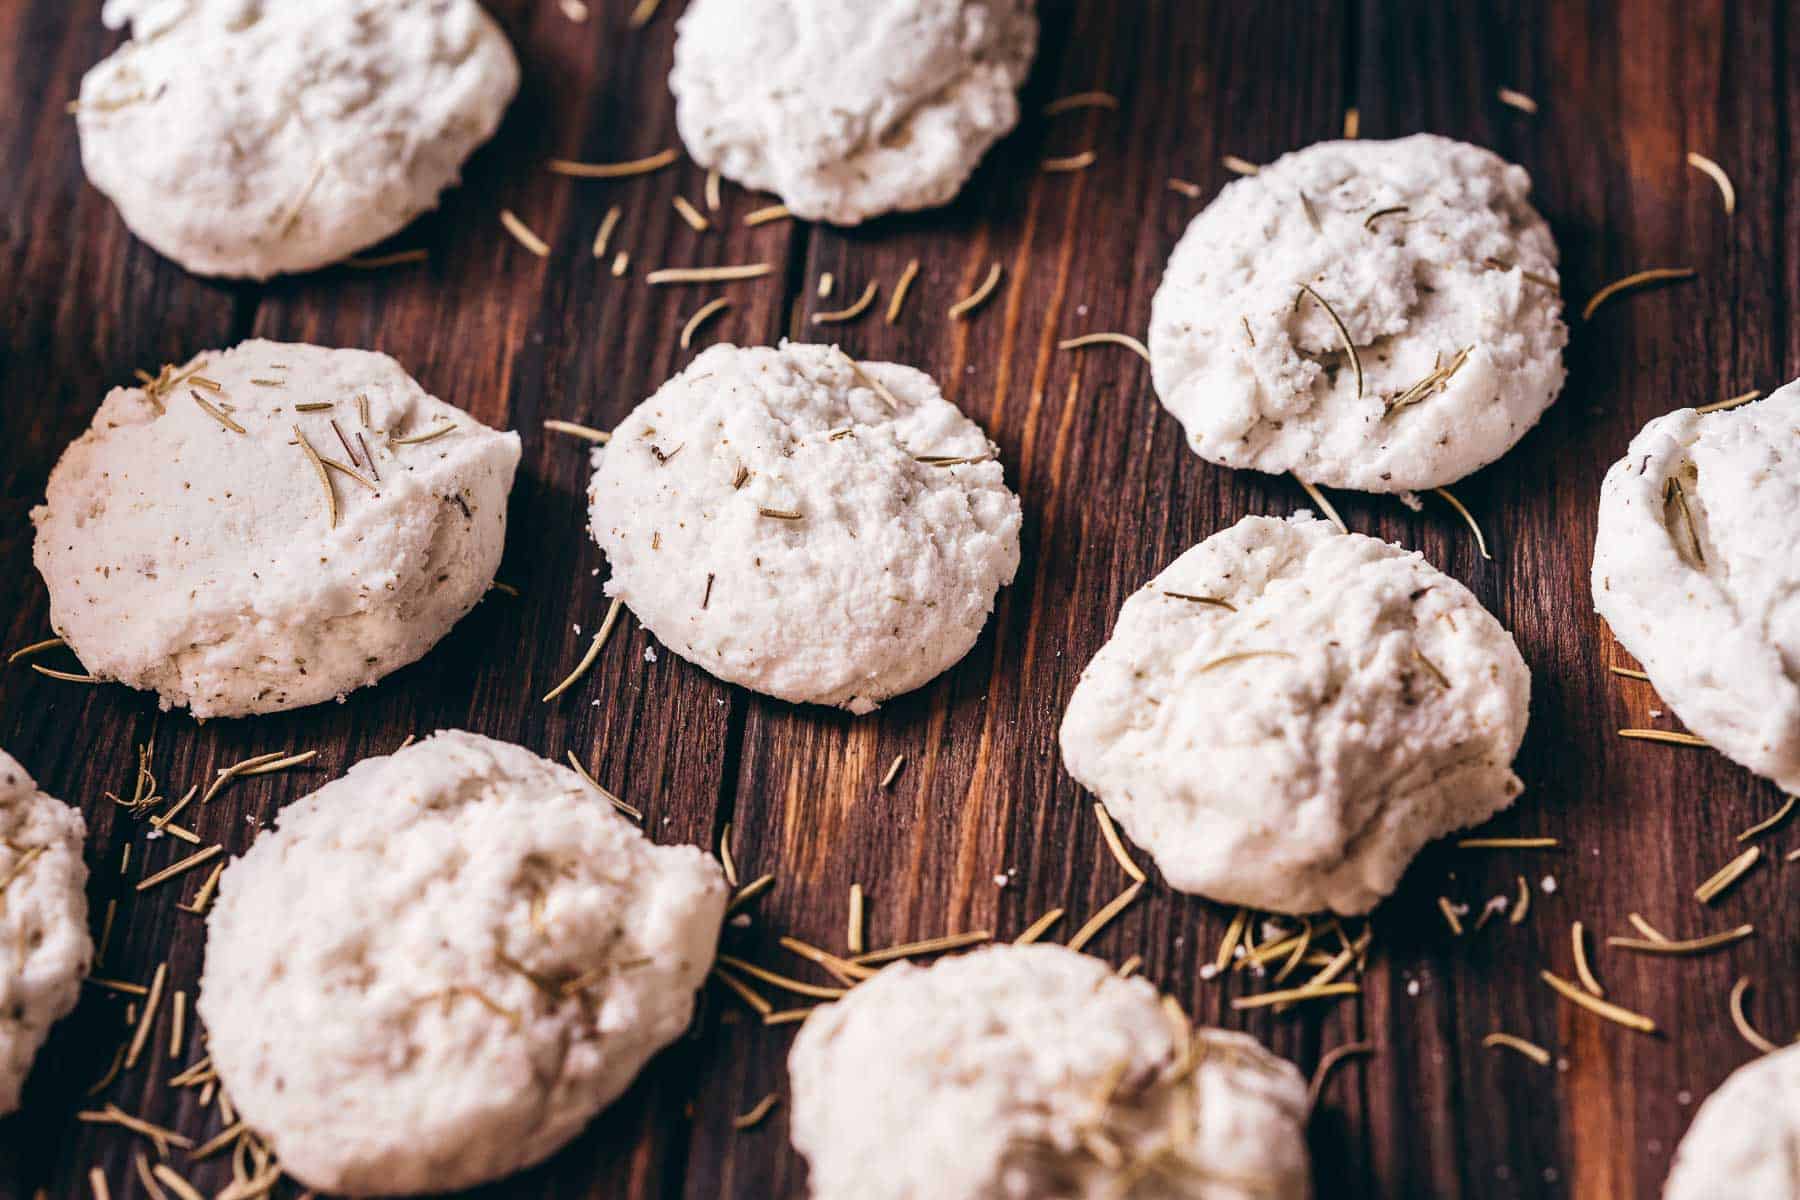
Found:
[3,2,1794,1197]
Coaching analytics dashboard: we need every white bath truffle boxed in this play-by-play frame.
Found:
[77,0,519,278]
[0,751,91,1118]
[31,340,520,719]
[1149,134,1567,492]
[1594,384,1800,794]
[588,341,1021,713]
[789,944,1311,1200]
[1061,513,1530,915]
[197,731,728,1195]
[1664,1044,1800,1199]
[669,0,1037,224]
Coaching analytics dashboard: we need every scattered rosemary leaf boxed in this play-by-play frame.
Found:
[592,205,623,258]
[1297,283,1362,398]
[612,250,631,277]
[719,822,739,888]
[1737,796,1795,842]
[292,426,337,528]
[1437,897,1465,936]
[847,883,866,954]
[778,937,874,986]
[1696,388,1760,414]
[542,596,624,701]
[1694,845,1761,903]
[1307,1041,1373,1109]
[293,401,334,412]
[1618,728,1708,747]
[1058,331,1150,363]
[319,455,378,494]
[762,1007,815,1026]
[389,423,456,446]
[672,194,710,232]
[716,955,847,1000]
[1015,907,1065,945]
[1363,205,1409,231]
[564,751,642,821]
[1685,151,1736,216]
[626,0,662,27]
[1728,977,1780,1054]
[7,636,66,664]
[1299,190,1322,231]
[1434,486,1493,560]
[1608,665,1651,681]
[547,148,677,178]
[812,281,878,325]
[1167,178,1202,198]
[1158,591,1235,610]
[152,1166,204,1200]
[1582,267,1697,321]
[1483,256,1559,288]
[679,297,731,348]
[191,391,245,434]
[1482,1032,1552,1066]
[727,872,775,914]
[1343,108,1361,139]
[758,507,803,521]
[743,203,792,227]
[1497,87,1538,113]
[124,963,167,1068]
[1066,881,1144,952]
[1197,649,1296,673]
[136,845,223,893]
[885,259,921,323]
[1606,924,1754,955]
[947,263,1003,319]
[169,990,186,1059]
[1231,982,1359,1011]
[1295,476,1348,533]
[1571,921,1604,995]
[1213,907,1250,973]
[1458,837,1557,849]
[28,663,98,684]
[1093,803,1146,883]
[1627,912,1670,942]
[704,167,722,212]
[1539,969,1656,1033]
[1041,149,1097,173]
[1511,875,1531,925]
[1413,649,1451,689]
[1221,155,1260,175]
[543,419,610,443]
[176,861,224,916]
[236,749,318,777]
[132,1152,165,1200]
[733,1093,780,1130]
[1116,955,1142,978]
[646,263,773,286]
[345,248,428,270]
[850,930,991,966]
[499,209,550,257]
[1044,91,1120,115]
[879,755,905,789]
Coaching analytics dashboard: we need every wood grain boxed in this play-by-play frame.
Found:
[1,1,1794,1197]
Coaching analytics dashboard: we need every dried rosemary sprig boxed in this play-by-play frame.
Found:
[1582,267,1697,321]
[1058,332,1150,363]
[812,281,878,325]
[850,930,991,966]
[499,209,550,257]
[546,148,677,178]
[1387,347,1473,415]
[1685,151,1736,216]
[948,263,1003,319]
[679,297,730,348]
[1482,1033,1551,1065]
[1297,283,1362,398]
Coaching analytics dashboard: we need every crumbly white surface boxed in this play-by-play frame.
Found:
[0,750,92,1117]
[198,731,728,1195]
[1061,514,1530,915]
[1149,134,1567,492]
[1593,384,1800,795]
[669,0,1036,225]
[78,0,519,279]
[1663,1044,1800,1200]
[788,944,1312,1200]
[32,339,521,719]
[588,341,1021,713]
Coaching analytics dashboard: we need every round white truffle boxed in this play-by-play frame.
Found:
[1593,383,1800,795]
[197,730,729,1195]
[587,341,1022,713]
[789,944,1312,1200]
[1148,134,1568,492]
[0,750,92,1117]
[31,340,521,719]
[1061,513,1530,915]
[77,0,519,279]
[1664,1044,1799,1200]
[669,0,1037,225]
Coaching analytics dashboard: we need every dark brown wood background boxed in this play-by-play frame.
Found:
[2,1,1795,1197]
